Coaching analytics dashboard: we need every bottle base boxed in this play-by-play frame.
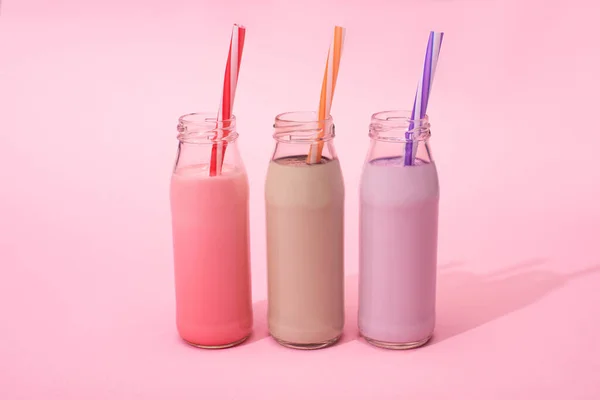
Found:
[272,334,341,350]
[183,334,250,349]
[362,334,432,350]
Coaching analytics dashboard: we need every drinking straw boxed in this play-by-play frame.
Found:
[404,31,444,166]
[306,26,346,164]
[209,24,246,176]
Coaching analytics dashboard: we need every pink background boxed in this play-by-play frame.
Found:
[1,0,600,398]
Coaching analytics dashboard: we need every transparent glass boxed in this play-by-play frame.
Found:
[271,111,337,163]
[174,113,244,173]
[365,110,433,165]
[359,110,439,350]
[170,112,252,349]
[265,111,345,350]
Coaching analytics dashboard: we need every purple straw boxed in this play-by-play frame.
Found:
[404,31,443,166]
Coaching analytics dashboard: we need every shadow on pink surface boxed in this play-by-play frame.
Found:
[245,300,269,345]
[239,260,600,348]
[430,260,600,345]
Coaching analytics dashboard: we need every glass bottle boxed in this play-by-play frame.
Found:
[265,111,345,349]
[358,110,439,349]
[170,112,252,348]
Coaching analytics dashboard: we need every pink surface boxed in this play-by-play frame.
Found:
[1,0,599,398]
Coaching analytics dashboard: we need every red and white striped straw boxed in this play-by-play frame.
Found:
[209,24,246,176]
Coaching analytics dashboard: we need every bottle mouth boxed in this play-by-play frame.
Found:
[273,111,335,143]
[177,112,238,144]
[369,110,430,142]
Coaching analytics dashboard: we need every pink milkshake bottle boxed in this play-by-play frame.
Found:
[358,110,439,349]
[170,113,253,348]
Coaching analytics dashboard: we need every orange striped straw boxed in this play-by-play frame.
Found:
[306,26,346,164]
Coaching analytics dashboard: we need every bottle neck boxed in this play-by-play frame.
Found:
[177,112,237,143]
[367,110,433,165]
[174,113,243,173]
[272,111,337,163]
[367,139,433,165]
